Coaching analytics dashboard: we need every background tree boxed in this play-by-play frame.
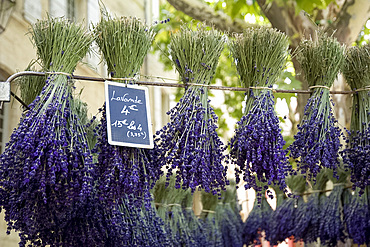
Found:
[157,0,370,138]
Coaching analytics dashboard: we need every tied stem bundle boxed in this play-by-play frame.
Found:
[342,44,370,194]
[229,27,291,203]
[292,171,328,243]
[265,174,306,245]
[344,187,370,245]
[155,23,228,196]
[0,17,94,246]
[289,31,345,181]
[93,13,161,209]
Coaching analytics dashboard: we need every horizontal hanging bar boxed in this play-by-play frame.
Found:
[5,71,354,94]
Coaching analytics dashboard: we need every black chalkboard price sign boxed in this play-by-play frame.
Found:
[105,81,154,149]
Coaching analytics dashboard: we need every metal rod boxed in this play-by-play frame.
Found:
[4,71,355,94]
[10,91,29,109]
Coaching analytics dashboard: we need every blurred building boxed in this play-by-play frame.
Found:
[0,0,174,245]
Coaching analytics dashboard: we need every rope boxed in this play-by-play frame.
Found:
[309,85,331,90]
[355,86,370,92]
[249,86,277,93]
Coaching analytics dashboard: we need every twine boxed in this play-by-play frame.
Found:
[109,77,136,82]
[308,85,330,90]
[309,190,324,193]
[249,86,276,93]
[202,209,215,214]
[355,86,370,92]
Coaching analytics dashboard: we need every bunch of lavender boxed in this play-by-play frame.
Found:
[341,44,370,194]
[37,194,111,246]
[183,190,212,246]
[214,183,243,247]
[0,17,94,245]
[152,176,196,246]
[266,197,304,245]
[93,13,161,208]
[155,24,228,195]
[318,185,346,246]
[242,193,273,246]
[201,187,223,246]
[293,171,328,243]
[114,197,173,247]
[228,27,291,202]
[289,31,345,181]
[344,187,370,245]
[265,175,306,245]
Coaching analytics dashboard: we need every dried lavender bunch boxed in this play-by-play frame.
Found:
[113,197,173,247]
[229,27,291,201]
[266,196,304,245]
[93,13,160,209]
[342,44,370,194]
[155,24,228,195]
[265,174,306,245]
[289,31,345,181]
[318,185,346,246]
[93,106,161,208]
[0,17,94,245]
[152,176,195,246]
[344,187,370,245]
[183,191,213,246]
[293,170,328,243]
[214,182,243,247]
[242,194,273,246]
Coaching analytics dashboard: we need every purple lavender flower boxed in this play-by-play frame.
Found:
[156,24,228,195]
[155,86,228,196]
[266,197,303,245]
[93,104,162,209]
[344,188,370,245]
[229,27,291,203]
[230,90,291,201]
[341,45,370,194]
[288,89,342,181]
[0,75,95,246]
[289,32,344,181]
[243,194,273,246]
[318,185,346,246]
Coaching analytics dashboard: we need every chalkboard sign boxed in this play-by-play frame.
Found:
[0,81,10,102]
[105,81,154,149]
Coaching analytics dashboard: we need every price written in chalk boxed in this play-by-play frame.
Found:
[105,81,153,149]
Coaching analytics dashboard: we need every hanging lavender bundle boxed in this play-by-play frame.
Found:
[183,190,212,246]
[114,197,173,247]
[93,14,161,208]
[152,175,195,246]
[316,169,347,246]
[344,187,370,245]
[289,31,344,181]
[229,27,291,201]
[0,17,94,245]
[215,183,243,247]
[318,185,346,246]
[293,171,328,243]
[155,23,228,195]
[265,175,306,245]
[342,44,370,194]
[242,192,273,246]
